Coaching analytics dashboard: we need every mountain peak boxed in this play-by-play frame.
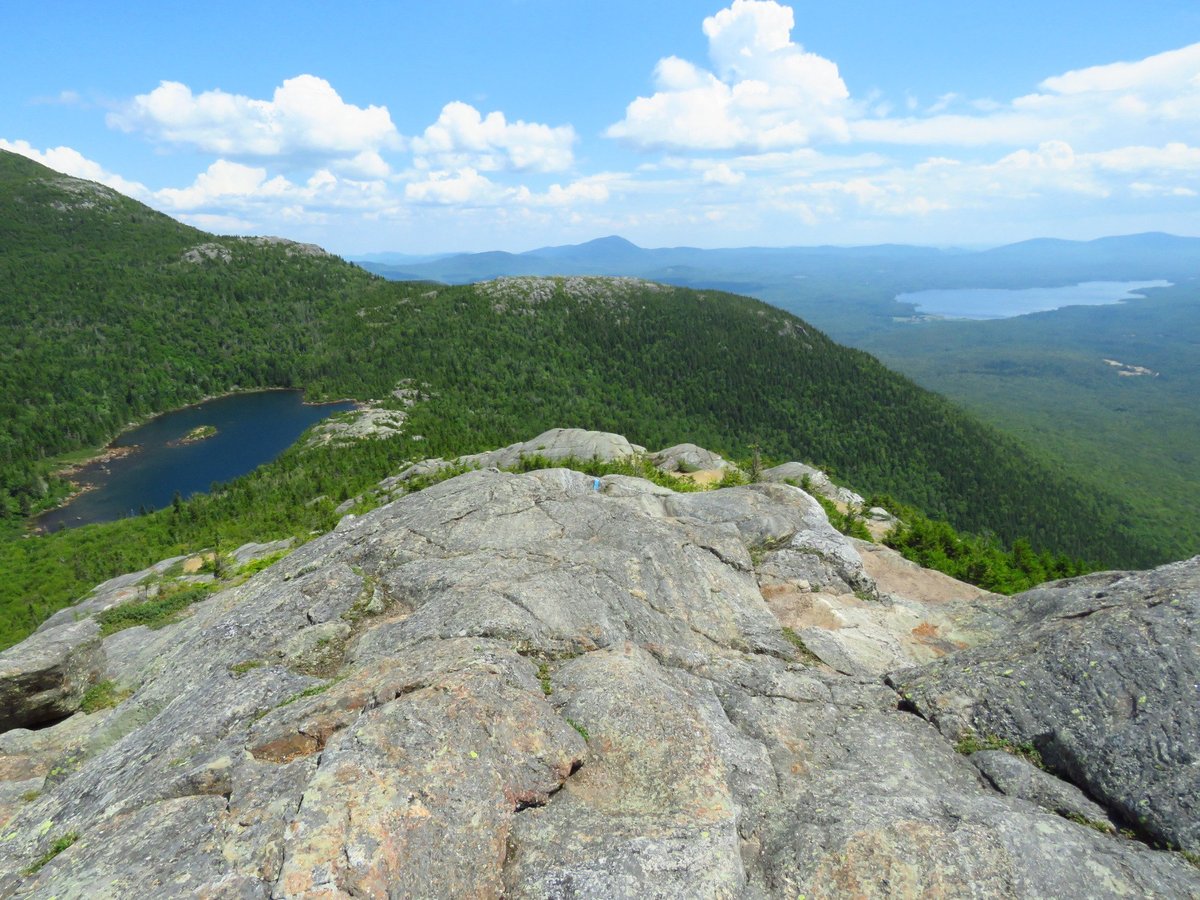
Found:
[580,234,640,250]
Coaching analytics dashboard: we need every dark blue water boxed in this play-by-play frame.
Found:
[896,280,1171,320]
[39,391,356,531]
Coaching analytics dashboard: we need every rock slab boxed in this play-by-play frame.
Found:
[0,443,1196,897]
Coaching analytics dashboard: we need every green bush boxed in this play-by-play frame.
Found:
[96,583,215,635]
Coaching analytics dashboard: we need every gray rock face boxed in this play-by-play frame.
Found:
[891,556,1200,852]
[0,446,1196,897]
[36,555,187,634]
[459,427,646,470]
[0,620,102,731]
[650,442,732,473]
[970,750,1113,826]
[386,427,647,493]
[761,461,865,507]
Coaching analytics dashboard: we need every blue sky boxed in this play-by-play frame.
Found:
[3,0,1199,254]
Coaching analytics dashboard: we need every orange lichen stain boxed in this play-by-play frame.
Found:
[759,584,793,599]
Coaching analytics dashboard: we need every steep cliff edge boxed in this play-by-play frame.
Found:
[0,431,1195,897]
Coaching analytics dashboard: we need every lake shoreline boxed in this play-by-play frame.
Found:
[36,388,363,532]
[34,445,144,529]
[48,387,365,480]
[895,279,1173,321]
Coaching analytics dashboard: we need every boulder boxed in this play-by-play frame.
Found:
[386,428,646,493]
[761,461,865,507]
[0,620,103,732]
[891,556,1200,852]
[459,427,646,470]
[650,442,732,473]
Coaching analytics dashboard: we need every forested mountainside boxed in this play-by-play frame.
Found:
[363,233,1200,566]
[0,149,1164,643]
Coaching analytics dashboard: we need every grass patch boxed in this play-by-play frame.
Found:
[96,583,215,636]
[536,662,553,697]
[1065,812,1114,835]
[566,717,589,741]
[781,627,822,665]
[748,535,791,568]
[78,679,129,713]
[399,460,480,493]
[229,659,265,678]
[272,677,344,712]
[510,453,702,493]
[954,733,1044,768]
[24,831,78,876]
[813,494,873,542]
[236,550,290,579]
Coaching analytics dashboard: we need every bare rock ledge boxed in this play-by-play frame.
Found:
[0,431,1194,898]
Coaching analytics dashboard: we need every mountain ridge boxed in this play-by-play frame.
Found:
[353,231,1200,284]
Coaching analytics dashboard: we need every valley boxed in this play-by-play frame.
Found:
[3,4,1197,894]
[0,149,1159,650]
[358,234,1200,566]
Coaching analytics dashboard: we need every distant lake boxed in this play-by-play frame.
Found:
[897,280,1172,320]
[38,391,356,531]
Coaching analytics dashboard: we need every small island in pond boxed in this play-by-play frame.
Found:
[171,424,218,446]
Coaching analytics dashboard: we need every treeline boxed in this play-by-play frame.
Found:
[868,495,1089,594]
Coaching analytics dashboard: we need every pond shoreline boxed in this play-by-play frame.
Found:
[48,388,364,485]
[36,389,361,532]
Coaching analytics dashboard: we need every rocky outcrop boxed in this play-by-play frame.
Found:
[308,407,407,447]
[457,427,645,470]
[650,442,732,473]
[240,236,330,257]
[891,557,1200,853]
[0,434,1196,897]
[761,460,865,507]
[180,242,233,264]
[381,427,646,492]
[0,620,102,731]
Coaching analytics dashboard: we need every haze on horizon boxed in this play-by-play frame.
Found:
[2,0,1198,255]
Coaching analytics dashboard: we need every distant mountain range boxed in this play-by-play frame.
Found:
[352,232,1200,289]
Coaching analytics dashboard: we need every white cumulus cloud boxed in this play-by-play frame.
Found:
[412,101,575,172]
[856,42,1200,149]
[404,167,510,205]
[153,159,391,222]
[516,174,618,207]
[607,0,850,151]
[108,75,401,160]
[155,160,289,209]
[702,163,745,185]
